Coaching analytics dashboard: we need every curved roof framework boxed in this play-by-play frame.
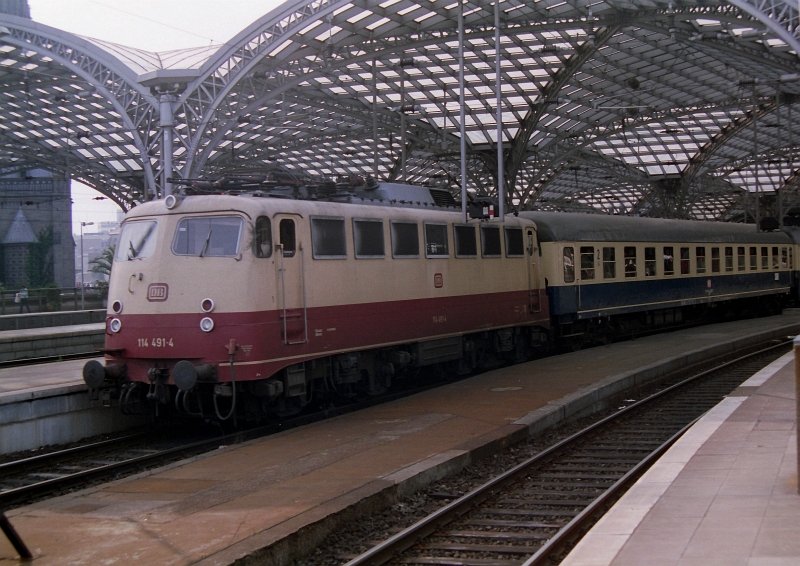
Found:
[3,0,800,221]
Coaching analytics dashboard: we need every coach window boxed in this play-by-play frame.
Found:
[663,246,674,276]
[624,246,637,277]
[724,247,734,272]
[761,246,769,270]
[737,247,746,271]
[563,247,575,283]
[253,216,272,258]
[772,246,780,268]
[391,221,419,258]
[354,219,384,258]
[782,247,789,268]
[749,247,757,270]
[425,223,449,257]
[279,219,296,257]
[711,247,720,273]
[311,217,346,258]
[602,247,616,279]
[579,246,595,280]
[645,247,657,277]
[172,216,243,257]
[482,226,502,257]
[680,247,690,274]
[454,225,477,257]
[696,247,706,273]
[505,227,524,257]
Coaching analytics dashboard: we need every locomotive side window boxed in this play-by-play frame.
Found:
[253,216,272,258]
[454,225,477,257]
[424,223,449,257]
[505,227,524,257]
[354,219,384,258]
[311,217,346,258]
[749,247,757,271]
[279,219,296,257]
[172,216,242,257]
[624,246,637,277]
[563,247,575,283]
[481,226,501,257]
[761,246,768,269]
[579,246,595,280]
[696,246,706,273]
[391,221,419,257]
[680,247,690,274]
[711,247,720,273]
[663,246,674,276]
[644,247,656,277]
[602,247,616,279]
[116,220,157,261]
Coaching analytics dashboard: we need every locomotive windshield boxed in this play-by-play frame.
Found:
[115,220,157,261]
[172,215,243,257]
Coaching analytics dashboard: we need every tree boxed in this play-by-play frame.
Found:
[89,244,115,283]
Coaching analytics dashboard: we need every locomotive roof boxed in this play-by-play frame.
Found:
[520,211,791,245]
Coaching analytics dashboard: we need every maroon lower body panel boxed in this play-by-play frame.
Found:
[106,289,550,384]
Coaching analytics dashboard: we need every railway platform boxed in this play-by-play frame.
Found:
[2,312,800,564]
[561,344,800,565]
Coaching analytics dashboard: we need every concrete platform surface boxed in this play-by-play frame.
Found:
[2,313,800,565]
[562,350,800,566]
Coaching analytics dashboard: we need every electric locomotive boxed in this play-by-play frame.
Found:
[83,179,551,420]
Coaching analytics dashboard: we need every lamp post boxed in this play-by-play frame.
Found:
[80,221,94,309]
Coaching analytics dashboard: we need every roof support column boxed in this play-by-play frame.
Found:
[159,93,176,197]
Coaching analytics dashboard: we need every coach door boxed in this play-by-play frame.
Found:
[275,215,307,345]
[527,228,542,313]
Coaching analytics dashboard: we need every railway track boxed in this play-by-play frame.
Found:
[340,339,791,566]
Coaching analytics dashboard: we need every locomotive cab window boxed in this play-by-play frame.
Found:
[391,221,419,258]
[253,216,272,258]
[454,225,477,257]
[311,217,346,258]
[354,219,385,258]
[116,220,157,261]
[172,216,243,257]
[481,226,501,257]
[505,227,524,257]
[424,223,449,257]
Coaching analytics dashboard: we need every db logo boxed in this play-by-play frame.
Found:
[147,283,169,301]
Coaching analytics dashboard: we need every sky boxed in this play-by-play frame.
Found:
[26,0,284,234]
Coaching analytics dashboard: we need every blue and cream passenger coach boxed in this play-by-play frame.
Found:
[520,211,793,338]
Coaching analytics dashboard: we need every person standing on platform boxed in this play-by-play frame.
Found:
[17,287,30,313]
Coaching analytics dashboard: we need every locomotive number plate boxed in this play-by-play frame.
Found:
[137,337,175,348]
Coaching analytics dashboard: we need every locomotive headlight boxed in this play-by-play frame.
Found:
[164,194,182,210]
[201,298,215,313]
[109,317,122,333]
[111,300,123,314]
[200,317,215,332]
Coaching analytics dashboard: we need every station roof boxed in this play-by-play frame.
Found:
[2,1,800,221]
